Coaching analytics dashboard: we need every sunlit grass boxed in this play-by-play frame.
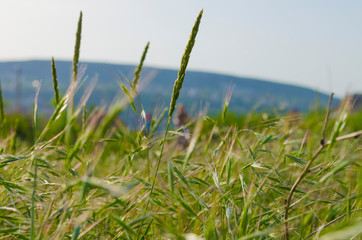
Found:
[0,9,361,240]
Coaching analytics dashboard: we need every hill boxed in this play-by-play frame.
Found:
[0,60,334,114]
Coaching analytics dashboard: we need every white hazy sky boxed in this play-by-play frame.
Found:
[1,0,362,97]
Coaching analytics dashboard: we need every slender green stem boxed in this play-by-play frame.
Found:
[30,155,38,240]
[149,119,171,200]
[321,93,334,145]
[137,119,170,240]
[30,82,41,240]
[304,209,362,239]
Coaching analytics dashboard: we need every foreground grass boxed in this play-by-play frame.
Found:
[0,10,361,240]
[0,103,361,239]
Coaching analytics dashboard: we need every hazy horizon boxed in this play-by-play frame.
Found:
[0,58,341,98]
[1,1,362,97]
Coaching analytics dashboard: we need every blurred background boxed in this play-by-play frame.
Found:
[0,0,361,114]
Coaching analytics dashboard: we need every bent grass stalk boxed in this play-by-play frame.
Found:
[284,129,362,239]
[284,94,361,239]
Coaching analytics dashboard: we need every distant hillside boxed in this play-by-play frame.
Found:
[0,60,335,114]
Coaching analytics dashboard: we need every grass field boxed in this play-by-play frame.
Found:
[0,10,361,240]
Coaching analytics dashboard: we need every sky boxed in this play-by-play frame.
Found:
[1,0,362,97]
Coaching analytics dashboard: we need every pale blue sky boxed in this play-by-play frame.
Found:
[1,0,362,97]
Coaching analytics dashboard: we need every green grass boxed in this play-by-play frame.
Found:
[0,10,361,240]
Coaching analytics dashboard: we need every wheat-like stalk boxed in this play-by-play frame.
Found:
[51,57,60,105]
[73,11,82,83]
[168,9,203,122]
[132,42,150,90]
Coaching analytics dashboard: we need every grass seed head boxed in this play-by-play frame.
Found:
[51,57,60,105]
[132,42,150,90]
[169,9,203,120]
[73,11,83,83]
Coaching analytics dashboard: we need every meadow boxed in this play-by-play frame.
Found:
[0,10,361,239]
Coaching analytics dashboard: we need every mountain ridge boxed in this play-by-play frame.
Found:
[0,60,335,114]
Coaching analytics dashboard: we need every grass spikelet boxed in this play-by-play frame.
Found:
[73,11,82,83]
[327,95,353,151]
[33,81,41,141]
[168,9,203,122]
[222,86,233,123]
[51,57,60,105]
[132,42,150,90]
[121,84,138,114]
[37,79,80,143]
[221,88,233,122]
[168,161,174,193]
[183,113,204,169]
